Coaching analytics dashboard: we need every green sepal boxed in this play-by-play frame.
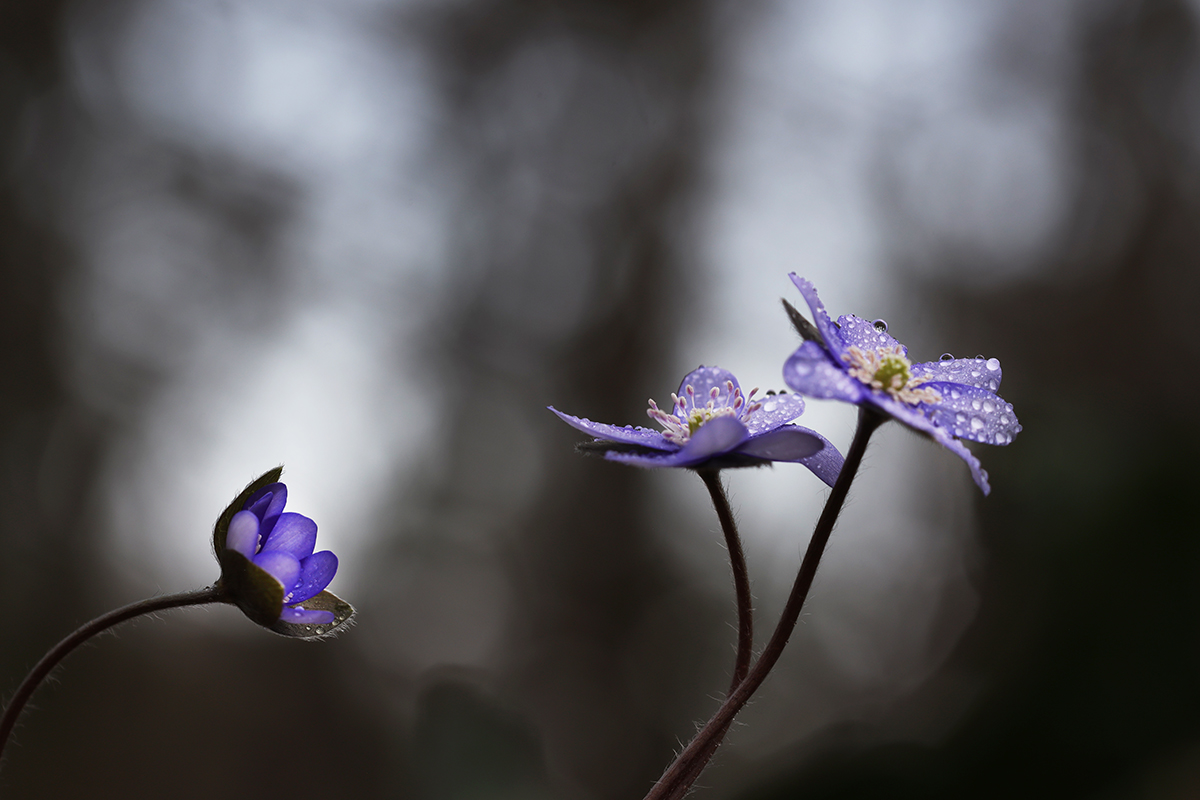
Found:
[218,549,285,627]
[212,466,283,555]
[268,591,356,640]
[782,298,825,347]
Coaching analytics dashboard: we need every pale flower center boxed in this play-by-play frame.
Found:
[647,380,761,445]
[843,345,941,405]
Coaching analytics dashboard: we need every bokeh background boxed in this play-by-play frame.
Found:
[2,0,1199,797]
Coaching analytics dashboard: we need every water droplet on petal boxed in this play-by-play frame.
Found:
[971,370,981,378]
[986,358,1000,371]
[971,417,985,431]
[873,319,888,333]
[971,399,982,410]
[950,389,961,399]
[956,413,966,423]
[983,400,995,413]
[974,354,984,361]
[940,353,954,362]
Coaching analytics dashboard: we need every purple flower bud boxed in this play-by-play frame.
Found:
[213,469,353,637]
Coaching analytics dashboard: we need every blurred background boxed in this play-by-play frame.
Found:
[2,0,1199,797]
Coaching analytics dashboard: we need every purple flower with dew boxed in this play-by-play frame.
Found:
[550,365,844,485]
[224,482,339,624]
[782,274,1021,494]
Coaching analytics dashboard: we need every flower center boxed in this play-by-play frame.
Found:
[844,345,942,405]
[647,381,761,445]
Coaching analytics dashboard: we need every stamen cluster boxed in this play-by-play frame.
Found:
[648,380,762,445]
[843,345,942,406]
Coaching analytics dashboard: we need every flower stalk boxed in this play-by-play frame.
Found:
[697,468,754,691]
[0,585,232,764]
[646,406,886,800]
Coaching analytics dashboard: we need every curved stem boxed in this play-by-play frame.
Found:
[664,469,753,800]
[0,584,231,765]
[646,407,885,800]
[697,469,753,691]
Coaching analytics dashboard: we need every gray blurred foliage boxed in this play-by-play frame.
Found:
[3,0,1200,798]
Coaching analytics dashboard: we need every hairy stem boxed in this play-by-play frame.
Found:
[0,584,231,765]
[659,469,755,800]
[698,468,753,691]
[646,407,885,800]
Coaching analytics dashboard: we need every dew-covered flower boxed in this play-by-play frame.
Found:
[222,482,339,625]
[782,275,1021,494]
[550,365,843,484]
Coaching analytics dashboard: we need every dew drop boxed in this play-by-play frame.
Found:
[999,415,1009,424]
[971,370,981,378]
[763,400,778,412]
[988,380,998,390]
[982,400,995,413]
[986,358,1000,371]
[950,389,961,399]
[974,354,984,360]
[971,417,985,431]
[971,399,982,410]
[956,413,966,423]
[873,318,888,333]
[940,353,954,362]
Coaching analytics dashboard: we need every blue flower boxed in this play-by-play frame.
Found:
[223,482,339,625]
[782,275,1021,494]
[550,365,843,485]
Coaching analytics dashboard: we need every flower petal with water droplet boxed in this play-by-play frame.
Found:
[743,392,805,435]
[911,357,1003,391]
[920,382,1021,445]
[548,407,672,450]
[783,341,867,403]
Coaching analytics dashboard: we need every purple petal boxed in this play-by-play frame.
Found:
[260,512,318,559]
[742,391,805,435]
[245,482,288,538]
[252,550,302,590]
[911,356,1004,392]
[548,407,672,450]
[789,275,847,358]
[920,383,1021,446]
[675,366,741,418]
[783,341,868,403]
[226,510,262,558]
[279,606,337,625]
[866,394,992,495]
[794,432,845,488]
[287,551,338,605]
[736,426,843,486]
[835,314,906,354]
[604,415,749,468]
[928,425,991,495]
[736,426,823,461]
